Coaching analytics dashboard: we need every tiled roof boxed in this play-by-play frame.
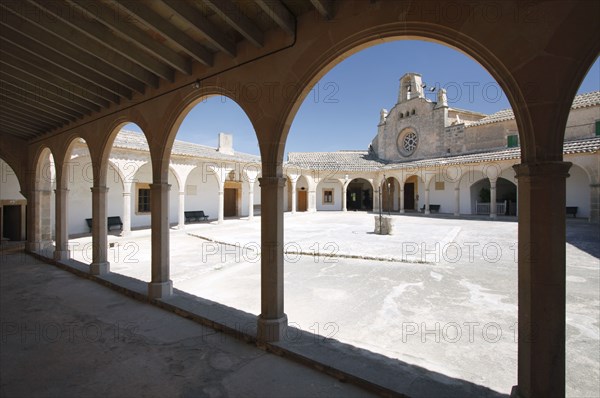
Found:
[470,91,600,127]
[287,137,600,172]
[113,130,261,163]
[286,150,385,171]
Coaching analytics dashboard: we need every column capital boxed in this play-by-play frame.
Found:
[259,176,286,188]
[90,186,109,193]
[122,192,131,197]
[513,161,572,179]
[54,188,69,193]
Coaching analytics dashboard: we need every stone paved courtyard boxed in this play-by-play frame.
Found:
[68,212,600,397]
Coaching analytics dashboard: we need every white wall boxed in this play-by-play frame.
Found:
[316,180,342,211]
[67,155,93,235]
[427,176,456,214]
[0,159,24,200]
[184,166,219,221]
[566,165,590,218]
[131,163,152,228]
[106,163,124,225]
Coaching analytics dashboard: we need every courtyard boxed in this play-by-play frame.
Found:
[65,212,599,397]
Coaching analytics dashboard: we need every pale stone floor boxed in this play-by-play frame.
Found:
[65,211,599,397]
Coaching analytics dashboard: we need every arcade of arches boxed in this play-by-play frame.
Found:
[1,2,599,397]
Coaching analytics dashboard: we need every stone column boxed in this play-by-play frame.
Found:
[307,188,317,212]
[373,188,380,212]
[291,179,297,214]
[257,176,288,342]
[454,186,460,216]
[90,186,109,275]
[178,191,185,229]
[424,188,430,214]
[148,183,172,299]
[218,183,224,223]
[342,183,347,212]
[122,192,131,236]
[40,189,53,253]
[248,181,255,220]
[400,184,405,214]
[513,161,571,397]
[490,178,497,219]
[53,187,70,260]
[26,189,41,252]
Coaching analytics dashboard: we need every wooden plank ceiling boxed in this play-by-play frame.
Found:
[0,0,333,140]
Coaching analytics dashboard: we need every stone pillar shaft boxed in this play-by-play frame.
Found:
[26,189,41,252]
[257,176,287,342]
[400,185,405,213]
[218,186,224,223]
[513,161,571,397]
[54,187,69,260]
[424,188,430,214]
[342,184,347,212]
[248,182,255,220]
[490,179,497,218]
[454,186,460,216]
[90,186,109,275]
[148,183,172,298]
[178,191,185,228]
[291,180,297,214]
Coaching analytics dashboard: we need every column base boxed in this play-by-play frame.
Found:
[148,280,173,299]
[400,209,405,214]
[257,314,288,342]
[176,224,185,230]
[54,250,70,261]
[342,208,347,212]
[90,262,110,275]
[424,210,430,215]
[26,241,42,252]
[120,230,131,237]
[490,213,497,219]
[510,385,521,398]
[454,212,460,217]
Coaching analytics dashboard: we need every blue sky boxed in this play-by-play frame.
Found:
[127,41,599,157]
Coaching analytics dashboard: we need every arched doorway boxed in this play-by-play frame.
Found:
[346,178,373,211]
[470,177,517,216]
[0,158,26,242]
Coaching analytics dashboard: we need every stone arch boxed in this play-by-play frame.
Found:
[346,177,373,211]
[158,87,258,183]
[99,118,152,186]
[0,157,27,242]
[381,175,401,212]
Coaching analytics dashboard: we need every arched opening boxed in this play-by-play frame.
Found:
[346,178,372,211]
[282,39,523,393]
[0,158,26,243]
[295,175,310,212]
[161,94,262,311]
[33,147,56,256]
[65,139,93,236]
[470,177,517,216]
[381,176,399,212]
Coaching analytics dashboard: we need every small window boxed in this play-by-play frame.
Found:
[595,120,600,136]
[399,113,403,119]
[435,181,445,191]
[405,111,410,117]
[323,189,334,204]
[137,184,151,213]
[411,109,415,115]
[507,134,519,148]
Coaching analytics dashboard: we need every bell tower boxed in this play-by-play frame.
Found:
[398,73,425,103]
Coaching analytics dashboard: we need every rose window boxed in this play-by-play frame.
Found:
[403,132,418,154]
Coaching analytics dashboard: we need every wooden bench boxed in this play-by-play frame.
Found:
[184,210,209,223]
[85,216,124,232]
[421,204,441,213]
[566,206,578,218]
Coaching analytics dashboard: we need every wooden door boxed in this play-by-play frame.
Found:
[404,183,415,210]
[2,205,21,241]
[224,188,237,217]
[297,190,307,212]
